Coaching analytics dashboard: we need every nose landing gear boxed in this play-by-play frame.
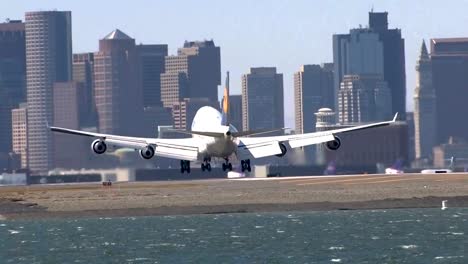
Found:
[222,158,233,171]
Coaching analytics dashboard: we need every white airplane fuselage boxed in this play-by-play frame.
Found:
[190,106,239,160]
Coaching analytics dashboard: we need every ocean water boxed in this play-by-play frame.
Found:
[0,208,466,264]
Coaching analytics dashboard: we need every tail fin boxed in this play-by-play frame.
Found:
[221,71,230,126]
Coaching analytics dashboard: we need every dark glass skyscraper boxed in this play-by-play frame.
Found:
[136,44,168,107]
[242,67,284,131]
[161,40,221,108]
[333,12,406,120]
[431,38,468,143]
[0,20,25,155]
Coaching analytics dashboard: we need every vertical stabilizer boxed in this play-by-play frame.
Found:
[222,71,230,125]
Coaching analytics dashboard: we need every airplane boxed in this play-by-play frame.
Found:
[385,159,404,174]
[50,72,398,174]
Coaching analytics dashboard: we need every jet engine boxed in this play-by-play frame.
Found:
[326,136,341,151]
[139,145,155,160]
[275,143,287,157]
[91,139,107,154]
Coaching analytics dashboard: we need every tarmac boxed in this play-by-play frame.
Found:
[0,173,467,219]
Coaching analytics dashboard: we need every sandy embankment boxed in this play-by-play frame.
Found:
[0,173,467,219]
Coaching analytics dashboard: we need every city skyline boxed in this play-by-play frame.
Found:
[4,1,468,128]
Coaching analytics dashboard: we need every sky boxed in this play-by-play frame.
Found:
[4,0,468,128]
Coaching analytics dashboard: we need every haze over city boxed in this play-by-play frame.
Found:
[4,0,468,127]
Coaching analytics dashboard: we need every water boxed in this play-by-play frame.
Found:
[0,208,466,263]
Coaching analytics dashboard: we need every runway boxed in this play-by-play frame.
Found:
[0,172,467,219]
[238,172,467,186]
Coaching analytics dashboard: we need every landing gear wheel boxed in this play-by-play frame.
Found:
[241,159,251,172]
[180,160,191,173]
[228,163,232,171]
[202,158,212,172]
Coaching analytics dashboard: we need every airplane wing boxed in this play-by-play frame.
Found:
[237,113,398,159]
[49,126,200,161]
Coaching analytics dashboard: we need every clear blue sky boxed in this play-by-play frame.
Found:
[5,0,468,127]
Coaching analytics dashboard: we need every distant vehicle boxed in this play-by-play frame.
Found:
[50,72,397,174]
[420,157,455,174]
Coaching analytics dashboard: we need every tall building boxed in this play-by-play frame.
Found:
[172,98,219,130]
[136,44,167,107]
[228,95,243,132]
[0,20,25,155]
[25,11,72,173]
[53,81,88,168]
[161,40,220,108]
[11,103,27,169]
[94,29,143,136]
[414,40,436,160]
[294,64,334,135]
[431,38,468,143]
[142,106,173,138]
[72,53,96,127]
[338,74,392,124]
[333,11,406,119]
[242,67,284,131]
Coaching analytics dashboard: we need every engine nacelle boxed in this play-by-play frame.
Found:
[91,139,107,154]
[326,136,341,151]
[275,143,287,157]
[139,145,155,160]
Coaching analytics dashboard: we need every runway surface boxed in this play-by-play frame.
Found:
[0,173,467,219]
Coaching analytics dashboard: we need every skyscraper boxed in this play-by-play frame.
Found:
[136,44,168,107]
[0,20,25,155]
[294,64,333,135]
[431,38,468,143]
[53,81,87,168]
[228,95,243,132]
[94,29,143,136]
[333,12,406,119]
[172,98,219,130]
[414,40,436,159]
[242,67,284,131]
[338,74,392,124]
[11,103,27,169]
[161,40,220,108]
[25,11,72,173]
[72,53,96,127]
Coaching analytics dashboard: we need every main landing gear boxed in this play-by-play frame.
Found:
[201,157,212,172]
[180,160,191,173]
[241,159,251,172]
[222,158,233,171]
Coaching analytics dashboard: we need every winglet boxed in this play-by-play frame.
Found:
[392,112,398,122]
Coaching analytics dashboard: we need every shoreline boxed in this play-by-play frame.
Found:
[2,195,468,220]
